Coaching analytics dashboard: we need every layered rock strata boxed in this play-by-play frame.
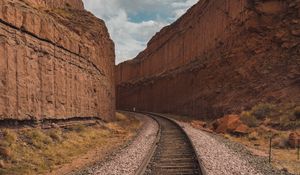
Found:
[116,0,300,119]
[0,0,115,121]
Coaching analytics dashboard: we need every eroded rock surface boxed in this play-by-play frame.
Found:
[116,0,300,119]
[22,0,84,10]
[0,0,115,121]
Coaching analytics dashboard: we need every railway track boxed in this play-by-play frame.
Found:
[137,112,204,175]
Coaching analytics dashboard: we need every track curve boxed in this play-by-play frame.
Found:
[139,113,203,175]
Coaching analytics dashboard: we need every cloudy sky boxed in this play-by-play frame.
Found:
[83,0,198,64]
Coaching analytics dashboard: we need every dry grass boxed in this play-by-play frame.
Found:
[0,113,141,175]
[272,149,300,175]
[224,128,300,174]
[240,103,300,130]
[240,111,260,127]
[251,103,276,120]
[164,104,300,173]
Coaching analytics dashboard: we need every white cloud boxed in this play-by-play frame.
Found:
[83,0,198,64]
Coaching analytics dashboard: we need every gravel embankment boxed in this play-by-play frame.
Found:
[74,113,158,175]
[175,121,292,175]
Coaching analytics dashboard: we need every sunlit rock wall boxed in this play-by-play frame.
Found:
[0,0,115,121]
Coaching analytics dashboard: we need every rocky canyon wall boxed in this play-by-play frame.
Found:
[116,0,300,119]
[0,0,115,121]
[22,0,84,10]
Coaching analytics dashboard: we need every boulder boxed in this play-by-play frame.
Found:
[213,114,250,135]
[233,124,250,135]
[214,115,241,134]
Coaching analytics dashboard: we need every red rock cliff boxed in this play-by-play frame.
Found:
[22,0,84,10]
[0,0,115,121]
[116,0,300,119]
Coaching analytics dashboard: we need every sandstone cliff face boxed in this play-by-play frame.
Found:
[116,0,300,119]
[22,0,84,10]
[0,0,115,121]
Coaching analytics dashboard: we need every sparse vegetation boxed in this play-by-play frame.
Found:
[219,103,300,174]
[294,106,300,119]
[0,112,141,175]
[241,111,259,127]
[239,103,300,130]
[272,134,289,149]
[251,103,275,120]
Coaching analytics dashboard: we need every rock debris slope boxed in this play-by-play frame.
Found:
[0,0,115,121]
[116,0,300,119]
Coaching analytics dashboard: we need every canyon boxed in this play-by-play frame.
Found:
[116,0,300,119]
[0,0,299,174]
[0,0,115,121]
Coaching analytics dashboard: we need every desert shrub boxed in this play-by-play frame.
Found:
[48,130,63,142]
[294,106,300,119]
[0,130,17,160]
[272,135,289,149]
[251,103,275,120]
[2,129,17,143]
[241,111,259,127]
[25,130,52,149]
[69,124,85,133]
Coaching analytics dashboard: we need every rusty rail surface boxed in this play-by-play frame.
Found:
[134,112,205,175]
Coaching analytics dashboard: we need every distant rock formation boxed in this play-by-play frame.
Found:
[0,0,115,121]
[116,0,300,119]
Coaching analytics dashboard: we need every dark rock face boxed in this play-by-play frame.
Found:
[116,0,300,119]
[0,0,115,121]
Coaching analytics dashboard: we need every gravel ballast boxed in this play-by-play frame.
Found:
[74,113,158,175]
[175,121,292,175]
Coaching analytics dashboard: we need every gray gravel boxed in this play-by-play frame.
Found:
[174,121,292,175]
[210,133,293,175]
[73,113,158,175]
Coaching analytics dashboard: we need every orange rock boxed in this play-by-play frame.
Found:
[233,124,250,135]
[214,115,241,134]
[213,114,249,135]
[288,132,300,148]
